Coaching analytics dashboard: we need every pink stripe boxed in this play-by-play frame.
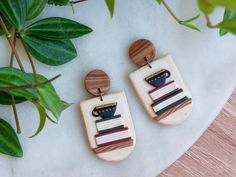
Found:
[97,137,132,147]
[148,80,174,94]
[95,127,128,137]
[153,88,179,102]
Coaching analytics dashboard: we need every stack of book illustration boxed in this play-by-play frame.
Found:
[93,113,133,154]
[146,70,192,119]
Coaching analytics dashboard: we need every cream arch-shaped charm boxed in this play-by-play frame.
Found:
[80,70,136,161]
[129,39,193,125]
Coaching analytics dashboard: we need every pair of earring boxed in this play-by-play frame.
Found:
[80,39,193,162]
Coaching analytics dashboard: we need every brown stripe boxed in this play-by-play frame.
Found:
[93,138,134,154]
[154,98,192,121]
[130,41,152,58]
[98,137,131,147]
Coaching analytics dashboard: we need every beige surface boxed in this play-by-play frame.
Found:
[80,91,136,162]
[129,55,193,125]
[159,89,236,177]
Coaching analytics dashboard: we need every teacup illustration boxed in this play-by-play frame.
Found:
[145,69,171,87]
[92,102,117,119]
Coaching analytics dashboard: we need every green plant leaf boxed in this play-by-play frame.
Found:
[198,0,236,13]
[197,0,215,13]
[156,0,162,4]
[30,102,46,138]
[48,0,70,6]
[31,74,63,119]
[105,0,115,18]
[216,19,236,35]
[0,118,23,157]
[27,0,47,20]
[38,86,62,118]
[180,22,201,31]
[220,9,236,36]
[21,35,77,66]
[0,92,26,105]
[24,17,93,40]
[207,0,236,12]
[182,14,200,23]
[0,0,27,30]
[61,100,72,111]
[0,67,39,99]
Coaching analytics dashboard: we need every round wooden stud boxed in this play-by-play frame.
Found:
[129,39,156,67]
[85,70,110,97]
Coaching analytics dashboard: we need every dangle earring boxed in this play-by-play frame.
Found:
[128,39,193,125]
[80,69,136,161]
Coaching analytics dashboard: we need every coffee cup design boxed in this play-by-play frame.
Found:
[92,103,117,119]
[145,69,171,87]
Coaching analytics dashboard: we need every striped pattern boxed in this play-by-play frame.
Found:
[22,35,77,66]
[95,127,130,146]
[25,17,92,40]
[0,118,23,157]
[152,89,186,114]
[97,137,132,147]
[129,39,156,66]
[93,138,134,154]
[154,98,192,121]
[96,116,124,134]
[95,115,121,123]
[85,70,110,97]
[159,89,236,177]
[149,81,177,102]
[27,0,46,20]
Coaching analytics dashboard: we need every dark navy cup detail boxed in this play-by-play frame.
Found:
[92,103,117,119]
[145,69,171,87]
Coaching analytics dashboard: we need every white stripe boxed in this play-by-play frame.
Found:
[149,81,177,101]
[96,117,123,131]
[96,130,130,145]
[152,91,185,112]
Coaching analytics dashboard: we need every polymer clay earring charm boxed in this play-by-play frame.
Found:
[128,39,193,125]
[80,70,136,161]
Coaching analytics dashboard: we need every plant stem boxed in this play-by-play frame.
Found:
[161,0,181,23]
[9,30,17,67]
[7,31,22,134]
[10,95,21,134]
[8,31,22,134]
[0,15,25,71]
[204,14,217,28]
[70,0,87,4]
[0,74,61,91]
[19,35,39,83]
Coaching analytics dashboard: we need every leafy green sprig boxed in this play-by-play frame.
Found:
[156,0,200,31]
[48,0,236,35]
[198,0,236,36]
[0,0,92,157]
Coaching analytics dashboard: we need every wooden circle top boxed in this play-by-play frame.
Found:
[129,39,156,66]
[85,70,110,97]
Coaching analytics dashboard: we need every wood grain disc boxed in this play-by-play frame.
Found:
[85,70,110,97]
[129,39,156,66]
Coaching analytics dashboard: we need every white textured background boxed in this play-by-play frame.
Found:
[0,0,236,177]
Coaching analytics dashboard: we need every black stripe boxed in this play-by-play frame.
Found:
[98,125,124,134]
[156,96,188,115]
[151,89,183,107]
[95,114,121,123]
